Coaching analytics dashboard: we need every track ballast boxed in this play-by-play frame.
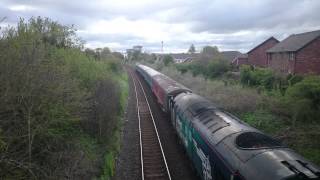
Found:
[129,68,171,180]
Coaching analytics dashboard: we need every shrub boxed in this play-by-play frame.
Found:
[0,17,126,179]
[163,55,174,66]
[240,65,291,92]
[287,74,304,86]
[285,76,320,123]
[206,59,230,78]
[188,63,204,76]
[241,110,287,135]
[240,65,253,85]
[176,63,189,74]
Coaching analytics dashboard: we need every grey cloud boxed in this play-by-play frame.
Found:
[165,0,320,33]
[79,32,144,44]
[1,0,320,52]
[1,0,176,22]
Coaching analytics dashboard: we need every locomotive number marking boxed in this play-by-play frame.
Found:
[193,139,212,180]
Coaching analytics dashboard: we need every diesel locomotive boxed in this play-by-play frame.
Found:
[135,64,320,180]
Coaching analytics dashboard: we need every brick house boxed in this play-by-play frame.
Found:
[267,30,320,74]
[247,37,279,67]
[231,53,248,67]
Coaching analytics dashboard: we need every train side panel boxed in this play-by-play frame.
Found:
[151,77,166,107]
[174,105,235,180]
[135,64,154,87]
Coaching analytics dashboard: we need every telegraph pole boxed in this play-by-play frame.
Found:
[161,41,164,53]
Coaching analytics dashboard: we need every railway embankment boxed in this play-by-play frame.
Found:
[0,17,128,179]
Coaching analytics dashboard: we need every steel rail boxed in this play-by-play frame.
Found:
[130,70,145,180]
[129,69,171,180]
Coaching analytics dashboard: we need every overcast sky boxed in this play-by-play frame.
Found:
[1,0,320,53]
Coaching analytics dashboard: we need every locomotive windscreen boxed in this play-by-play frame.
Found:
[188,102,213,116]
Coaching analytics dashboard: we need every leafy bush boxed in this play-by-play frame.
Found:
[176,58,230,79]
[241,110,287,135]
[0,17,126,179]
[240,65,290,92]
[285,76,320,123]
[188,63,204,76]
[163,55,174,66]
[176,63,189,74]
[287,74,304,86]
[205,59,230,78]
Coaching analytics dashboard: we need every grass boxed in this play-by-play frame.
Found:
[240,110,289,135]
[100,70,129,180]
[101,152,116,180]
[77,134,100,161]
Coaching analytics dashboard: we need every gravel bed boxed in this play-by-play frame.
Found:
[137,73,199,180]
[113,73,141,180]
[114,69,199,180]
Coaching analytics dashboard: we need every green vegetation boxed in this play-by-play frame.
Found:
[163,55,174,66]
[100,73,128,180]
[176,58,230,78]
[0,17,127,179]
[176,47,230,79]
[285,76,320,122]
[188,44,196,54]
[145,47,320,165]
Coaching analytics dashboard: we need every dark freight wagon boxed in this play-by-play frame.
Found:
[136,64,160,87]
[151,74,190,112]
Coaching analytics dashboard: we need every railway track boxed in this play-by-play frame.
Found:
[129,68,171,180]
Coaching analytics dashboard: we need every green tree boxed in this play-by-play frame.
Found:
[201,46,219,56]
[285,76,320,123]
[112,51,124,60]
[101,47,111,58]
[199,45,222,64]
[163,55,174,66]
[188,44,196,54]
[0,17,126,179]
[206,59,230,78]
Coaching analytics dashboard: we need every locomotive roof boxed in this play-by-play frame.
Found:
[174,93,213,112]
[175,93,281,148]
[174,93,320,179]
[137,64,161,77]
[236,148,320,180]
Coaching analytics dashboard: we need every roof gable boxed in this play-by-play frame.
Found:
[267,30,320,53]
[247,37,279,54]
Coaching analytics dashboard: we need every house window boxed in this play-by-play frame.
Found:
[289,52,295,61]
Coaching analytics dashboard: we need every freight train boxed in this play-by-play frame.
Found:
[135,64,320,180]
